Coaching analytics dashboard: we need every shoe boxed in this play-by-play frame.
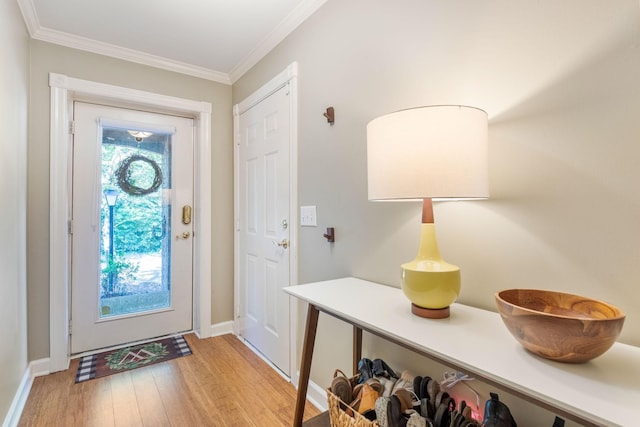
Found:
[392,370,416,395]
[419,377,430,401]
[330,369,352,405]
[420,398,434,420]
[427,379,440,405]
[379,376,397,397]
[461,401,472,422]
[406,412,428,427]
[394,388,414,412]
[365,377,385,396]
[433,396,454,427]
[388,395,407,427]
[373,358,399,379]
[481,393,517,427]
[376,396,391,427]
[413,376,424,399]
[358,383,380,415]
[357,358,374,383]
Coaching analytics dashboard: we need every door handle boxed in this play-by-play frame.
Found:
[272,239,289,249]
[176,231,191,240]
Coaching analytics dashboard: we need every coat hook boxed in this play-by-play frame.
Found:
[323,107,335,125]
[323,227,335,242]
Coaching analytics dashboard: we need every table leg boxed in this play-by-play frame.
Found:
[353,326,362,375]
[293,304,320,427]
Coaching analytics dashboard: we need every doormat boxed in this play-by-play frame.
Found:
[75,335,192,383]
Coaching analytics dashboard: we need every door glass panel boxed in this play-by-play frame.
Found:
[100,127,172,318]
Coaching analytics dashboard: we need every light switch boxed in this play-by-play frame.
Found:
[300,205,317,227]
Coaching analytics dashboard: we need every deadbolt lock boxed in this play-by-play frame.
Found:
[182,205,192,225]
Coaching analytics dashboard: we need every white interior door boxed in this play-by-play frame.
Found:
[238,84,291,375]
[71,102,194,354]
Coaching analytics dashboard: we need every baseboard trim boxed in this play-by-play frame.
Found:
[210,320,234,337]
[2,358,49,427]
[301,376,328,412]
[30,358,51,378]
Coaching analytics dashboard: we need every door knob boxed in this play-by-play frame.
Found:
[176,231,191,239]
[272,239,289,249]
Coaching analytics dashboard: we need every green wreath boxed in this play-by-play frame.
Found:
[115,154,163,196]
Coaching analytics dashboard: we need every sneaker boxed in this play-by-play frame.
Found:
[375,396,391,427]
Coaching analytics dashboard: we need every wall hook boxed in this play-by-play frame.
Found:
[323,107,335,125]
[323,227,335,242]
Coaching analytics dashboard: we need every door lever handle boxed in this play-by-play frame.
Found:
[176,231,191,239]
[272,239,289,249]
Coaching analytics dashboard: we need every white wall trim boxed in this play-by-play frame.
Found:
[2,369,30,427]
[28,358,51,378]
[48,73,213,373]
[209,321,235,338]
[228,0,327,83]
[303,378,328,413]
[37,27,231,84]
[1,359,49,427]
[17,0,326,85]
[233,62,299,381]
[15,0,39,36]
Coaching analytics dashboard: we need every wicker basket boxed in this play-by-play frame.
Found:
[326,375,378,427]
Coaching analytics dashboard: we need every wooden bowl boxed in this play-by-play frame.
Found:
[495,289,625,363]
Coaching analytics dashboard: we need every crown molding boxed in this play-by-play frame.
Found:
[228,0,328,83]
[16,0,40,35]
[35,26,231,84]
[16,0,327,85]
[16,0,230,84]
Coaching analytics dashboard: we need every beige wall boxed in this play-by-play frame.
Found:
[233,0,640,424]
[27,41,235,360]
[0,0,29,421]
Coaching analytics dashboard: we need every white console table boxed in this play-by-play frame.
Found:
[285,277,640,427]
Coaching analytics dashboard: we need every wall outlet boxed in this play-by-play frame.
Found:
[300,205,317,227]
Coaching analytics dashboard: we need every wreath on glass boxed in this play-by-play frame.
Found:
[115,154,163,196]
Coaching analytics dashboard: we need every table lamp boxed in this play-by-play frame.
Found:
[367,105,488,319]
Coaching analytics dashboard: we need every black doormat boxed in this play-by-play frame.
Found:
[75,335,192,383]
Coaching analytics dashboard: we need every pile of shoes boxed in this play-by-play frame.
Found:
[329,358,519,427]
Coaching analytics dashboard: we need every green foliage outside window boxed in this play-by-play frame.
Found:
[101,144,166,255]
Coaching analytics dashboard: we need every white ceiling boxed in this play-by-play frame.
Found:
[17,0,327,84]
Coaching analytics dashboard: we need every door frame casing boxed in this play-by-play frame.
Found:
[233,62,299,381]
[49,73,212,372]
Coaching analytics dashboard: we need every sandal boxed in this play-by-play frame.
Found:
[359,383,380,415]
[330,369,352,405]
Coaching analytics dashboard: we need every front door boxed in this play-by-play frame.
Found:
[71,102,194,354]
[238,84,291,375]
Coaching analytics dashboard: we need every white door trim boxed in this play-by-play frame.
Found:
[233,62,299,382]
[48,72,212,372]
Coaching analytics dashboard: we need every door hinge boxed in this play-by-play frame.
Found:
[69,120,75,134]
[68,319,72,335]
[68,220,73,235]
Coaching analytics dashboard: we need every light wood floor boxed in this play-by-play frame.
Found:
[19,334,321,426]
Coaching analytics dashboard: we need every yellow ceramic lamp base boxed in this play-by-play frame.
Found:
[401,223,460,319]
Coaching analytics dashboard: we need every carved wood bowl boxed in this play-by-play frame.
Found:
[495,289,625,363]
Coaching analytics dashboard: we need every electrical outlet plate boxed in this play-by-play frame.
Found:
[300,205,317,227]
